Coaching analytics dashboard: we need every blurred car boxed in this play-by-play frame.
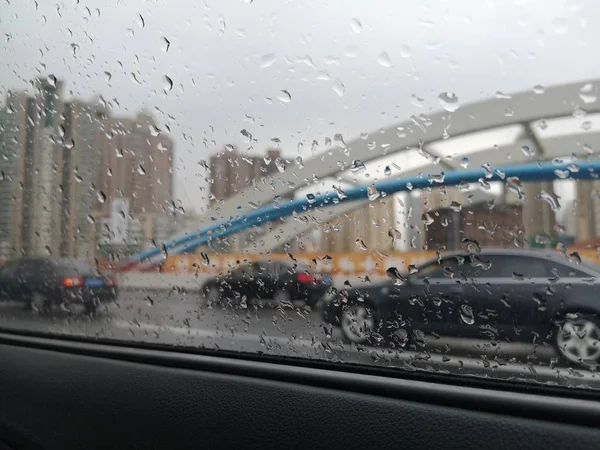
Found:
[201,260,332,307]
[0,257,117,314]
[322,248,600,367]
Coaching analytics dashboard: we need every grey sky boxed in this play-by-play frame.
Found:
[1,0,599,213]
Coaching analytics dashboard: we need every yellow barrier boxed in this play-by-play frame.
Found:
[160,249,600,276]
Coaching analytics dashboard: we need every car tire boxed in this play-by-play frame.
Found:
[555,312,600,368]
[340,302,376,346]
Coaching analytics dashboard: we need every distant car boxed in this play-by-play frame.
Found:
[322,248,600,367]
[0,257,117,314]
[201,260,332,308]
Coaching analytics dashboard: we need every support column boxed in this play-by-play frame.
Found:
[518,181,556,246]
[575,180,595,242]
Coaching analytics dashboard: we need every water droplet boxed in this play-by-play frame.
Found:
[459,305,474,325]
[438,92,460,112]
[306,193,316,204]
[421,213,434,227]
[356,239,368,251]
[332,79,345,97]
[579,83,597,104]
[368,185,380,201]
[384,166,392,177]
[295,156,304,169]
[399,45,411,58]
[275,157,286,173]
[532,84,545,94]
[520,145,534,156]
[137,165,146,175]
[460,156,469,168]
[64,139,75,149]
[333,185,347,199]
[104,71,112,83]
[568,252,582,264]
[97,191,106,204]
[47,75,57,88]
[260,53,276,69]
[149,124,161,137]
[450,201,462,212]
[161,37,170,52]
[350,18,362,33]
[386,267,407,285]
[535,233,552,245]
[137,13,145,28]
[163,75,173,92]
[428,173,445,184]
[377,51,392,67]
[278,90,291,103]
[87,215,95,224]
[350,160,366,173]
[201,252,210,266]
[539,191,561,211]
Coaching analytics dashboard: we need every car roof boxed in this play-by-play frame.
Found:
[419,248,600,273]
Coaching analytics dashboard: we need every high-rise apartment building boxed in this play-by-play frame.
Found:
[209,147,280,203]
[209,147,281,251]
[0,77,175,261]
[0,92,29,258]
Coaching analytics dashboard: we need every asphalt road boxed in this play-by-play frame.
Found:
[1,288,600,390]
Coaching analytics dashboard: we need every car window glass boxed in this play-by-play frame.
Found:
[4,0,600,392]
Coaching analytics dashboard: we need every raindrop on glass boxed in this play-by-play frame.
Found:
[459,304,475,325]
[350,160,366,173]
[438,92,460,112]
[350,18,362,33]
[377,51,392,68]
[260,53,276,69]
[579,83,597,104]
[332,79,345,97]
[163,75,173,92]
[278,90,291,103]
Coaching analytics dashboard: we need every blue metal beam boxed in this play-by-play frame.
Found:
[128,160,600,267]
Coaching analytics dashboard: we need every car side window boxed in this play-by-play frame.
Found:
[542,260,588,278]
[484,255,548,278]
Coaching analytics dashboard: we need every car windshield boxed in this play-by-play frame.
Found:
[3,0,600,391]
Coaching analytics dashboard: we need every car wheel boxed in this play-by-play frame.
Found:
[26,292,50,314]
[340,303,375,345]
[555,313,600,367]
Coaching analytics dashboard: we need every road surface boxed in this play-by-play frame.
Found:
[0,288,599,390]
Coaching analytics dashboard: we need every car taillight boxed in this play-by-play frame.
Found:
[62,276,84,288]
[297,273,314,284]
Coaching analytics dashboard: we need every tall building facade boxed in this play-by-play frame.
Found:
[209,147,281,251]
[0,77,175,261]
[0,91,29,258]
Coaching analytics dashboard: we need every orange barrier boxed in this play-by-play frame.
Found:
[158,248,600,276]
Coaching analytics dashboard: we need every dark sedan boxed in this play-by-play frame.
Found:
[201,260,332,308]
[322,249,600,367]
[0,257,117,314]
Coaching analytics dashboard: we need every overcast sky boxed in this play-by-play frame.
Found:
[1,0,599,213]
